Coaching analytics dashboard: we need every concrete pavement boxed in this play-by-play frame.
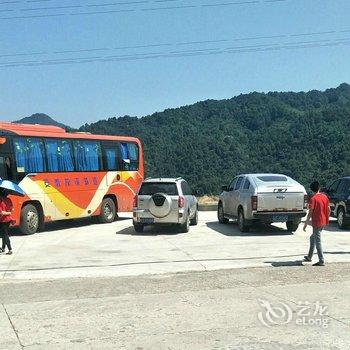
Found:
[0,212,349,349]
[0,211,349,280]
[0,265,349,349]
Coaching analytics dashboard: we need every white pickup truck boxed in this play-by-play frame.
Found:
[218,173,308,232]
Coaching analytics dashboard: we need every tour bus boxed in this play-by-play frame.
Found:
[0,122,144,234]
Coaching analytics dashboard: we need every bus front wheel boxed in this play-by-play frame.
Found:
[99,198,116,223]
[20,204,40,235]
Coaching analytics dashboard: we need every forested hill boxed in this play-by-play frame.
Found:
[80,83,350,194]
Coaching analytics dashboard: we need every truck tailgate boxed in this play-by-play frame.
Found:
[257,191,304,212]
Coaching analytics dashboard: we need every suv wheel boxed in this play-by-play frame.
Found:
[238,209,250,233]
[190,208,198,226]
[218,202,229,224]
[178,214,190,233]
[337,207,347,229]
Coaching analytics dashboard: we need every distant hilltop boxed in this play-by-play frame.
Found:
[15,113,70,130]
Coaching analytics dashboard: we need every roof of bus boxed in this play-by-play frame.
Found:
[0,122,140,143]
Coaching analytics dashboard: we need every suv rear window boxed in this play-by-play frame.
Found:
[139,182,178,196]
[257,176,288,182]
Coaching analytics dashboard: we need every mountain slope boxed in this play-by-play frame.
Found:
[81,83,350,193]
[16,113,69,130]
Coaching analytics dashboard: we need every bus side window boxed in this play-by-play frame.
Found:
[45,139,75,172]
[13,137,46,174]
[103,146,119,171]
[120,143,129,170]
[73,140,101,172]
[120,142,139,171]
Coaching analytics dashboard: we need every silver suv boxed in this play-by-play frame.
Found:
[133,178,198,233]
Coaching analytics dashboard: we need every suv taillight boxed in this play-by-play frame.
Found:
[304,195,309,209]
[178,196,185,208]
[133,195,138,208]
[251,195,258,211]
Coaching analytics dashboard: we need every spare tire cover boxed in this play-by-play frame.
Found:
[149,193,172,218]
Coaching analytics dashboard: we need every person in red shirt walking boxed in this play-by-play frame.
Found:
[303,181,330,266]
[0,189,14,255]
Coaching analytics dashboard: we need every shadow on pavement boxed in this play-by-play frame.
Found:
[10,216,131,236]
[324,251,350,255]
[206,221,292,237]
[116,225,183,236]
[323,221,350,232]
[264,260,304,267]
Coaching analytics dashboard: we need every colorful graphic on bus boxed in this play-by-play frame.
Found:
[0,122,144,234]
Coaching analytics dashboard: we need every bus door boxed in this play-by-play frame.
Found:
[40,175,60,221]
[102,141,130,210]
[19,173,58,221]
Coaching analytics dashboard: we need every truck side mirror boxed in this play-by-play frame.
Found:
[194,188,204,196]
[221,185,228,192]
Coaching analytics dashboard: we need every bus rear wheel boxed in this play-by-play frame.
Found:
[99,197,116,223]
[20,204,40,235]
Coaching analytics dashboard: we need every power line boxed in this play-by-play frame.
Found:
[1,36,349,68]
[21,5,83,11]
[201,1,260,8]
[0,0,313,20]
[1,27,349,58]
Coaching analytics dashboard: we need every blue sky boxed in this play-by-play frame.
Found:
[1,0,350,127]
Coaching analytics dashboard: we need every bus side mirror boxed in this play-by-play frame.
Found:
[221,185,228,192]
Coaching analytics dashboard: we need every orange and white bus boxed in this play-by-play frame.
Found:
[0,122,144,234]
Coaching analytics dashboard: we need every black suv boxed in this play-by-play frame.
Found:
[323,177,350,229]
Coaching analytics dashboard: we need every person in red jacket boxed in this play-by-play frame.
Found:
[303,181,330,266]
[0,189,14,255]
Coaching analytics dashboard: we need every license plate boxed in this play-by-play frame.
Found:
[272,215,288,222]
[140,218,154,224]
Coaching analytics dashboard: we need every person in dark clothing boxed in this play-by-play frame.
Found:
[0,189,13,255]
[4,157,13,181]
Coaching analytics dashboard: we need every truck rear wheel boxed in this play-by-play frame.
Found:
[218,202,229,224]
[133,224,144,233]
[286,220,300,232]
[238,209,250,233]
[337,207,347,229]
